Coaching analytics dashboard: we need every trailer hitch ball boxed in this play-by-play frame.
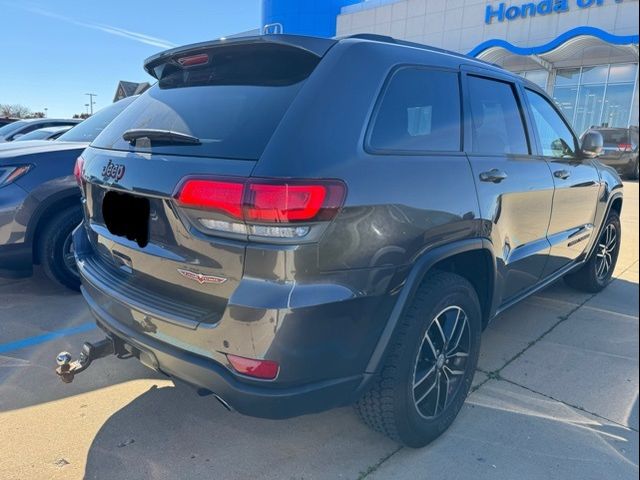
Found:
[56,352,72,366]
[55,338,116,384]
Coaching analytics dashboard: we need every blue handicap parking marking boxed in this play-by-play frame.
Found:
[0,322,97,354]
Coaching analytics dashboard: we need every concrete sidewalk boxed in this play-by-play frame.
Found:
[0,182,637,480]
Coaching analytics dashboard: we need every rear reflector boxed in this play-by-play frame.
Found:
[73,156,84,186]
[176,178,346,224]
[226,354,279,380]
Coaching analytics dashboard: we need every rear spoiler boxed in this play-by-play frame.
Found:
[144,34,337,79]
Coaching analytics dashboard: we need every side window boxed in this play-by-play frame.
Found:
[22,123,45,135]
[368,68,461,152]
[467,75,529,155]
[525,89,577,158]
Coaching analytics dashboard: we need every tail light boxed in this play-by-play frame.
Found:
[177,179,243,218]
[176,177,346,238]
[73,156,84,186]
[618,143,633,152]
[226,354,279,380]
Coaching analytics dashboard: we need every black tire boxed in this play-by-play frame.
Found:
[38,206,83,291]
[355,271,482,447]
[630,159,639,181]
[564,210,621,293]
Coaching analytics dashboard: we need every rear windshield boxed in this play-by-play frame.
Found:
[597,129,629,147]
[58,96,137,143]
[0,120,28,138]
[92,43,320,160]
[15,128,62,141]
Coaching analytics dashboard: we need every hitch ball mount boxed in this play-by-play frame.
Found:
[56,337,123,383]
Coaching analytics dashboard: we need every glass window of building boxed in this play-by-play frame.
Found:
[518,70,549,89]
[555,68,581,86]
[575,83,606,135]
[553,63,638,134]
[580,65,609,84]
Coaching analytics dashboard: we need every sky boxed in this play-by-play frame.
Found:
[0,0,261,117]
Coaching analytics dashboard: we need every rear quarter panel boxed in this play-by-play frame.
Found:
[253,40,481,272]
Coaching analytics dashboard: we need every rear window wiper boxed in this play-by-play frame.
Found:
[122,129,201,145]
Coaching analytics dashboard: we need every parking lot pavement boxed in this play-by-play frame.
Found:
[1,182,638,480]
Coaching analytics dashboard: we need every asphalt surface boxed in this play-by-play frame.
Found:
[1,182,638,480]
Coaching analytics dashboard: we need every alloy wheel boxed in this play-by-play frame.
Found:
[412,305,471,419]
[62,233,79,279]
[595,223,617,280]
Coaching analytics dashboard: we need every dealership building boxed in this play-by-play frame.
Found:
[262,0,639,132]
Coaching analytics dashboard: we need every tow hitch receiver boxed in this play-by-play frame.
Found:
[56,337,119,383]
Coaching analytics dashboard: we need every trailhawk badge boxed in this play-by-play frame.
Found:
[177,268,227,285]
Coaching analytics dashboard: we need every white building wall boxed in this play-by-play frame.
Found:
[337,0,639,55]
[337,0,639,127]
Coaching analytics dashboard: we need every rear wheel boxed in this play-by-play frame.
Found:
[355,271,481,447]
[630,159,639,180]
[38,206,83,291]
[564,210,621,293]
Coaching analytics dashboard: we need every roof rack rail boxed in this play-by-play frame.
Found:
[346,33,397,43]
[345,33,463,56]
[344,33,510,71]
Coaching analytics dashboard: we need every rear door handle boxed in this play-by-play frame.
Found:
[479,169,508,183]
[554,169,571,180]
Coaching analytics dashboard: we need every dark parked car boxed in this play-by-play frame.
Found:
[14,125,75,142]
[0,118,18,127]
[0,118,81,143]
[0,96,138,288]
[589,127,639,179]
[59,35,622,447]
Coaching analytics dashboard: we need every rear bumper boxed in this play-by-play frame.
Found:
[83,285,370,418]
[73,223,394,418]
[599,157,638,177]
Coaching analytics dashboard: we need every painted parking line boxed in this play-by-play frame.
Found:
[0,322,97,354]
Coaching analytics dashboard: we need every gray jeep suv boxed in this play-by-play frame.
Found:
[60,34,623,447]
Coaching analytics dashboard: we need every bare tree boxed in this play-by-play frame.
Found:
[0,104,33,118]
[11,104,31,118]
[0,104,13,117]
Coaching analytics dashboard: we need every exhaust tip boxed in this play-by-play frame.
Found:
[196,388,232,411]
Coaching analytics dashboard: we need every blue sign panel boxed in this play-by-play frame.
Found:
[262,0,362,37]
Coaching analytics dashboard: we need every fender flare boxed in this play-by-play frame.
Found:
[25,189,81,244]
[585,191,623,261]
[364,238,495,374]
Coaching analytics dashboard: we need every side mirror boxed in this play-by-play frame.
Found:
[580,130,603,158]
[11,133,24,140]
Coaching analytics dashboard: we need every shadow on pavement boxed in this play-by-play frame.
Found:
[82,382,397,480]
[0,268,165,413]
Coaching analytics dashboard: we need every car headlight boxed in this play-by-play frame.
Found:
[0,165,32,187]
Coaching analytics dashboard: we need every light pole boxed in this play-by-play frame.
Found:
[44,107,48,118]
[85,93,97,115]
[84,103,90,115]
